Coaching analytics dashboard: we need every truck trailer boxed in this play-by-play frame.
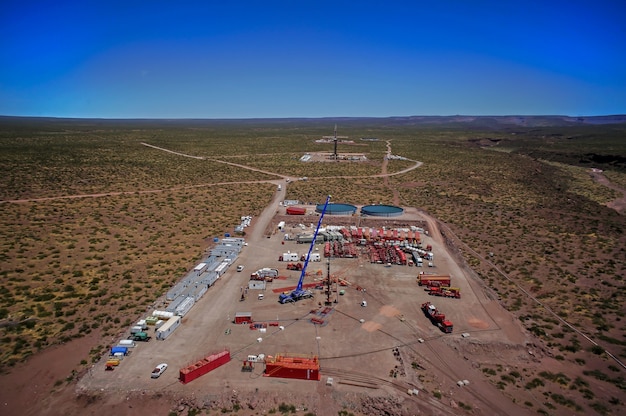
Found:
[156,315,181,340]
[417,274,451,287]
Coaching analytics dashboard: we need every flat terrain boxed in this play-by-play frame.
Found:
[0,117,625,416]
[74,203,534,416]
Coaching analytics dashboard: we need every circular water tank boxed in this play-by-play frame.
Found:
[360,204,404,217]
[315,203,357,215]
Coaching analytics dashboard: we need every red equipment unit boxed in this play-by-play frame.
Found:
[264,353,320,381]
[286,206,306,215]
[179,349,231,384]
[234,312,252,324]
[417,274,451,287]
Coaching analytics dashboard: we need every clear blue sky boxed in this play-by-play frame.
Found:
[1,1,625,118]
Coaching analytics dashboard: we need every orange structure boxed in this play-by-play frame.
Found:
[264,353,320,381]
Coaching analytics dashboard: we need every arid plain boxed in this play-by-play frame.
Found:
[0,116,624,416]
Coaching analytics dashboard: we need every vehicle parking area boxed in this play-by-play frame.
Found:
[78,206,521,412]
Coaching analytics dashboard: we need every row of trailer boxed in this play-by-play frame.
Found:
[108,236,248,369]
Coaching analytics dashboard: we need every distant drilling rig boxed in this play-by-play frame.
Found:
[322,125,348,160]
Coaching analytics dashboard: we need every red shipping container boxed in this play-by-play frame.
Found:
[179,349,230,384]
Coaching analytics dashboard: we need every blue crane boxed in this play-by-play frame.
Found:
[279,195,331,303]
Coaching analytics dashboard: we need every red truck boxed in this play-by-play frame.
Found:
[421,302,453,333]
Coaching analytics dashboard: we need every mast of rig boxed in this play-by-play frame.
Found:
[333,124,338,160]
[325,258,333,305]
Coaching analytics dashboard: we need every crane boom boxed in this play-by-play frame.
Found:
[279,195,331,303]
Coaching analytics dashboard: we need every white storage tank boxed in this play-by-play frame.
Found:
[118,339,136,347]
[152,310,174,319]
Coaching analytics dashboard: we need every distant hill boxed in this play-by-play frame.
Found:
[1,114,625,130]
[376,115,626,128]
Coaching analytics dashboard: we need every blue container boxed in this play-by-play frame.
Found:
[111,346,128,355]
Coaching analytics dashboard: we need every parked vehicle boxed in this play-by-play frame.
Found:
[421,302,453,333]
[105,358,121,367]
[416,274,451,287]
[110,346,128,356]
[236,265,245,272]
[129,331,151,342]
[118,339,136,347]
[151,363,168,378]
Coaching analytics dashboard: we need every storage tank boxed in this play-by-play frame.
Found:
[286,206,306,215]
[152,310,174,319]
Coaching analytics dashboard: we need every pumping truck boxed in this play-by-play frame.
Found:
[421,302,453,333]
[279,195,331,304]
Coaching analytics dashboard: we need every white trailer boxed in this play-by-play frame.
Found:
[118,339,136,347]
[156,316,181,340]
[174,296,195,317]
[310,253,321,262]
[281,252,299,261]
[194,262,208,273]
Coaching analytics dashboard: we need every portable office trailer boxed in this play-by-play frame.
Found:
[191,284,208,301]
[166,280,188,301]
[194,262,208,273]
[281,252,299,261]
[156,316,181,340]
[201,272,219,287]
[166,295,186,313]
[222,237,245,247]
[175,296,195,317]
[215,261,230,276]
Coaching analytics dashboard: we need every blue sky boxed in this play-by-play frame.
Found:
[1,1,625,118]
